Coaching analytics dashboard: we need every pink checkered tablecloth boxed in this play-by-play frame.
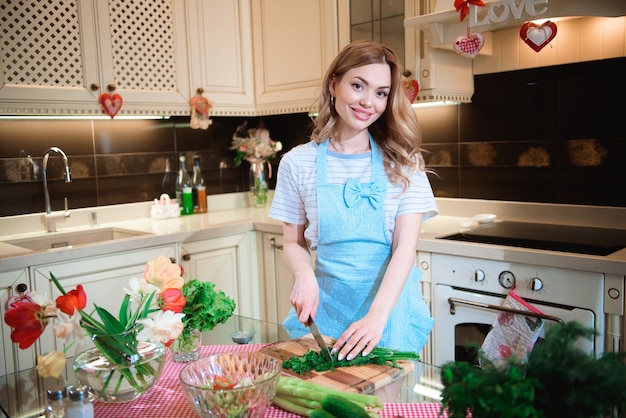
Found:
[93,344,447,417]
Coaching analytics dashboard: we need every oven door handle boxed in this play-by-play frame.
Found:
[448,297,565,324]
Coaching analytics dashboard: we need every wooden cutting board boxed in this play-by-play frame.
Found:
[259,335,414,394]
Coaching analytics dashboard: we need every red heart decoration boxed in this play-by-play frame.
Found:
[402,79,419,103]
[99,93,123,119]
[520,21,557,52]
[453,32,484,59]
[191,96,212,115]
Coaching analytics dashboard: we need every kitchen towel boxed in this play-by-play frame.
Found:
[481,290,545,368]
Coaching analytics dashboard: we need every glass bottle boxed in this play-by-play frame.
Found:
[45,387,67,418]
[192,153,207,213]
[65,386,93,418]
[175,154,194,215]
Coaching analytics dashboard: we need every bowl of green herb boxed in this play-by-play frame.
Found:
[179,352,282,418]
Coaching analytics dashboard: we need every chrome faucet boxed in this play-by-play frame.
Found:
[43,147,72,231]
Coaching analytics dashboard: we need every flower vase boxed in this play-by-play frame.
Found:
[248,158,269,208]
[170,328,202,363]
[72,329,166,403]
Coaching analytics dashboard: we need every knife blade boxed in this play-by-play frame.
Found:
[308,317,333,361]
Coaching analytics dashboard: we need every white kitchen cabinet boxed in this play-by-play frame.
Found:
[179,232,260,319]
[187,0,337,116]
[260,233,294,324]
[0,269,34,376]
[249,0,336,115]
[29,245,176,366]
[0,0,190,116]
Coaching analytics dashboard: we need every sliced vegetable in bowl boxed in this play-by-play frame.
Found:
[179,352,281,417]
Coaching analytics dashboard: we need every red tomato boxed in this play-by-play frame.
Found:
[213,375,236,389]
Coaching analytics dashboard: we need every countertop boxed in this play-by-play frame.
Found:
[0,194,625,275]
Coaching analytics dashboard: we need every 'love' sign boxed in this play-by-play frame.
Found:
[471,0,549,26]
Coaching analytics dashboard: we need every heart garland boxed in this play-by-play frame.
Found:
[99,93,123,119]
[520,21,557,52]
[402,78,419,103]
[454,32,484,59]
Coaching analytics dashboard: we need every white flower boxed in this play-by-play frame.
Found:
[54,310,85,342]
[124,277,159,304]
[136,310,184,344]
[274,141,283,152]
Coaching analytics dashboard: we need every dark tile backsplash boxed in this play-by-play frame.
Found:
[0,58,624,217]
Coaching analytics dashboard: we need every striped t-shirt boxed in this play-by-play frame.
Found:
[269,141,439,250]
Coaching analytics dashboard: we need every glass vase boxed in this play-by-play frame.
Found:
[248,158,269,208]
[72,329,166,403]
[170,328,202,363]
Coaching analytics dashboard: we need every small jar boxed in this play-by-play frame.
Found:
[65,386,93,418]
[45,387,67,418]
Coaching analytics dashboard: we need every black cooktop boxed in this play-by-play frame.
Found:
[438,221,626,256]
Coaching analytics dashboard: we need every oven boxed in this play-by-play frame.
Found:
[430,253,623,367]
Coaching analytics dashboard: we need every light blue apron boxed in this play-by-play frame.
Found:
[283,138,434,352]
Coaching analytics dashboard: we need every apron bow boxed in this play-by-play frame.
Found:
[343,177,386,209]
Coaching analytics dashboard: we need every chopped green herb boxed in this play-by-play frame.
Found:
[282,347,419,375]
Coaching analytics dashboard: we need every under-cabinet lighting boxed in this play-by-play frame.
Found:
[411,100,459,108]
[0,115,171,120]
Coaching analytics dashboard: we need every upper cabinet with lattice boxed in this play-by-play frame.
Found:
[0,0,191,116]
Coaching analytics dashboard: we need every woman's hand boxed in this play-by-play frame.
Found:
[290,273,319,324]
[333,313,387,360]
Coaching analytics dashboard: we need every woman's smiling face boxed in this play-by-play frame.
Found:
[330,63,391,137]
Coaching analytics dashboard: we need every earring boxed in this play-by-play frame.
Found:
[330,96,335,107]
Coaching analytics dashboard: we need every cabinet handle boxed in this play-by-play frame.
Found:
[90,83,100,91]
[182,254,191,261]
[15,283,28,293]
[107,84,117,92]
[270,238,283,251]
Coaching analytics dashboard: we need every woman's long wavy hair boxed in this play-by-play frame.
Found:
[310,40,425,191]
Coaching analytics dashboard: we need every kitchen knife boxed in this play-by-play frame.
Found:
[308,317,333,361]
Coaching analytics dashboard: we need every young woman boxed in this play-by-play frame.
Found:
[269,40,438,361]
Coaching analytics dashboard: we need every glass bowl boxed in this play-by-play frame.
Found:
[179,352,282,417]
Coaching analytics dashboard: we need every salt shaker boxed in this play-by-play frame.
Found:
[44,387,67,418]
[65,386,93,418]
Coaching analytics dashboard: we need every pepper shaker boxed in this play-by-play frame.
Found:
[44,387,67,418]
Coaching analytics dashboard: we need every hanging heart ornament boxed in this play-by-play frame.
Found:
[191,96,212,115]
[402,78,419,103]
[453,32,484,59]
[520,21,557,52]
[99,93,123,118]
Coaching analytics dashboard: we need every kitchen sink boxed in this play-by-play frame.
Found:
[3,227,149,252]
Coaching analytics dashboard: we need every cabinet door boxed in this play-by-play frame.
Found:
[187,0,256,115]
[179,233,259,319]
[0,269,35,376]
[94,0,191,115]
[30,245,176,360]
[0,0,190,116]
[251,0,337,115]
[0,0,101,114]
[261,233,294,324]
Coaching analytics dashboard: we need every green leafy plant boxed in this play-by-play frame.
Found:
[440,322,626,418]
[177,279,236,346]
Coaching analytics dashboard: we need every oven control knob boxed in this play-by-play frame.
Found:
[498,271,516,289]
[474,269,486,282]
[531,277,544,291]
